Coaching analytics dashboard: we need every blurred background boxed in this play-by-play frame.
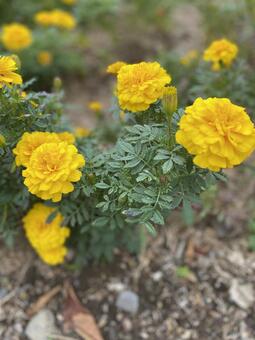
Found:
[1,1,255,339]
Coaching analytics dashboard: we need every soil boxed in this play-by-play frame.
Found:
[1,165,255,340]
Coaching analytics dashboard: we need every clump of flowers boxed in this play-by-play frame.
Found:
[203,39,238,71]
[35,9,76,30]
[0,56,22,87]
[1,23,32,51]
[117,61,171,112]
[37,51,53,66]
[176,97,255,171]
[23,203,70,265]
[14,132,85,202]
[107,61,127,74]
[180,49,198,66]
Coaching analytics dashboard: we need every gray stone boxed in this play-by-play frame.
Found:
[25,309,59,340]
[0,288,7,299]
[116,290,139,314]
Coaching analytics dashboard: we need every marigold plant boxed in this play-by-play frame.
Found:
[1,57,255,266]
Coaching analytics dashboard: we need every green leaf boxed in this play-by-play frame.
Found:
[162,159,173,174]
[144,222,157,236]
[95,182,110,189]
[176,266,192,278]
[92,217,109,227]
[46,209,58,224]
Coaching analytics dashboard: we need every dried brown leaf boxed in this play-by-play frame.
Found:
[27,285,61,317]
[63,281,103,340]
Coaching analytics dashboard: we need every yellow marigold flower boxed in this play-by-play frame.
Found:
[203,39,238,71]
[13,131,75,167]
[34,11,53,26]
[62,0,76,5]
[107,61,127,74]
[37,51,53,66]
[2,23,32,51]
[88,101,103,112]
[117,61,171,112]
[22,141,85,202]
[13,132,60,167]
[180,49,198,66]
[75,127,91,138]
[23,203,70,265]
[0,56,22,88]
[35,10,76,30]
[176,98,255,172]
[51,9,76,30]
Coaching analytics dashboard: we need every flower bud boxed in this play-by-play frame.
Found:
[162,86,178,116]
[53,77,62,91]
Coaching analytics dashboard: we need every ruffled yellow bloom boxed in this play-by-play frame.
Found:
[203,39,238,71]
[180,49,198,66]
[0,56,22,88]
[88,101,102,112]
[37,51,53,66]
[13,132,59,167]
[13,131,76,167]
[176,98,255,171]
[22,141,85,202]
[35,9,76,30]
[75,127,91,138]
[23,203,70,265]
[62,0,76,4]
[117,62,171,112]
[1,23,32,51]
[107,61,127,74]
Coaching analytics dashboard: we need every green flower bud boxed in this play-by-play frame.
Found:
[53,77,62,91]
[162,86,178,116]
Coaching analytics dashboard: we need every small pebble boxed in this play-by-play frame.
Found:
[116,290,139,314]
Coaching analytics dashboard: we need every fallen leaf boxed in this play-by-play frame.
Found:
[63,281,104,340]
[27,285,62,317]
[185,238,195,262]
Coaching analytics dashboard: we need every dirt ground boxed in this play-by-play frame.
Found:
[1,165,255,340]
